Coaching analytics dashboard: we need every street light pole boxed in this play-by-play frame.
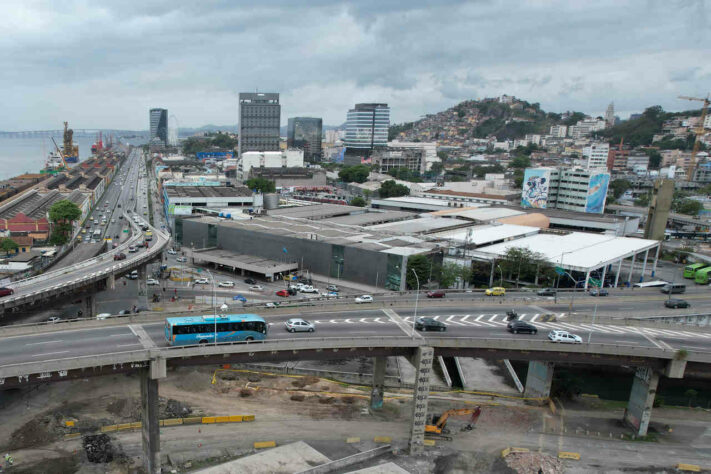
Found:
[411,269,420,338]
[497,264,503,287]
[205,269,217,345]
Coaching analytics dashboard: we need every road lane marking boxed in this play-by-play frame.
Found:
[32,351,69,357]
[460,315,480,326]
[129,324,157,349]
[25,340,62,346]
[117,343,143,348]
[517,314,528,321]
[488,315,497,322]
[446,315,467,326]
[476,314,497,327]
[382,309,418,337]
[614,340,639,344]
[639,331,664,349]
[530,314,540,322]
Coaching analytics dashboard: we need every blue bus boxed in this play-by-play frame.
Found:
[165,314,268,346]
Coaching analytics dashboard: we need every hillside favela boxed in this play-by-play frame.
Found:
[0,1,709,473]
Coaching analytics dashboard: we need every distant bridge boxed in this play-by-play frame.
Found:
[0,130,149,138]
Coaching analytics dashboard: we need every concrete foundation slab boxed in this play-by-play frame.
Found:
[195,441,330,473]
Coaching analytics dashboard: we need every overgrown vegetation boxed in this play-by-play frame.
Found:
[244,177,276,193]
[182,132,237,156]
[48,200,82,245]
[378,180,409,198]
[338,165,370,183]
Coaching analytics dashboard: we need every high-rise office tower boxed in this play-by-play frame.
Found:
[605,102,615,128]
[149,108,168,146]
[287,117,323,162]
[343,103,390,158]
[238,92,280,157]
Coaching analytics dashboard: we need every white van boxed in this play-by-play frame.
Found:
[96,313,112,320]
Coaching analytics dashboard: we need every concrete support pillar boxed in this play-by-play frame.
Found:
[651,245,660,278]
[489,260,496,288]
[640,249,649,282]
[524,361,554,399]
[107,273,115,290]
[627,253,636,285]
[624,367,659,437]
[408,346,434,455]
[600,264,608,288]
[584,271,590,290]
[84,293,96,319]
[141,357,166,473]
[137,264,147,307]
[370,356,386,411]
[614,259,623,288]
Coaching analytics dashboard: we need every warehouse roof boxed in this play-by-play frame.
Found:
[428,207,525,222]
[268,203,364,220]
[368,216,469,234]
[431,224,540,246]
[165,186,251,198]
[324,210,414,226]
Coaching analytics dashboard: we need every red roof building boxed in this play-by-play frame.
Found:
[0,212,50,233]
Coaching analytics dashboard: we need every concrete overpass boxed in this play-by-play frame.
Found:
[0,214,170,317]
[0,306,709,473]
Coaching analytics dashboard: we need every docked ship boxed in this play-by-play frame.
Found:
[40,150,66,175]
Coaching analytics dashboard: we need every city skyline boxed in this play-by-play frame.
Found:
[1,0,709,131]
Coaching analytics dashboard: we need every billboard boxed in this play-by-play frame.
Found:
[585,172,610,214]
[521,168,551,209]
[196,151,234,160]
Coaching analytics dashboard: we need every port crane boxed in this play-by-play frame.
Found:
[50,137,69,169]
[678,94,710,181]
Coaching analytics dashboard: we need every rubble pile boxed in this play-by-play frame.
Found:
[83,434,114,463]
[504,452,564,474]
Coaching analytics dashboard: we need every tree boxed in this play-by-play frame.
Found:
[430,162,444,175]
[437,261,472,289]
[675,199,703,216]
[634,193,651,207]
[437,151,449,162]
[406,254,430,290]
[0,238,18,256]
[609,179,632,200]
[513,169,525,188]
[646,150,662,169]
[509,155,531,169]
[350,196,366,207]
[378,180,410,198]
[338,165,370,183]
[48,200,82,245]
[499,247,553,287]
[244,177,276,193]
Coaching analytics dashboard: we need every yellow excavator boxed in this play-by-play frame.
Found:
[425,406,481,441]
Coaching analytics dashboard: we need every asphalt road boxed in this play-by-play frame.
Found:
[1,303,710,368]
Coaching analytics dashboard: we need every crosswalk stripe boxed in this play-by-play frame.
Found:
[446,315,468,326]
[517,314,528,321]
[459,315,481,327]
[477,314,497,327]
[488,315,497,322]
[529,314,539,322]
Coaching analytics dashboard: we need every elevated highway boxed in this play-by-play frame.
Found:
[0,302,709,472]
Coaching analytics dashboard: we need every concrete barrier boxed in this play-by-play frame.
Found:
[215,416,230,423]
[64,433,81,440]
[501,447,529,457]
[244,415,255,422]
[100,425,117,433]
[202,417,216,424]
[346,437,360,444]
[160,418,183,427]
[296,445,392,474]
[558,451,581,460]
[228,415,243,422]
[423,439,436,447]
[182,416,203,425]
[254,441,276,449]
[373,436,391,443]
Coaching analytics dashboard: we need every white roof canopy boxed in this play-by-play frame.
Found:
[472,232,660,272]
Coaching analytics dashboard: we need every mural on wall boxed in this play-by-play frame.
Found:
[521,169,551,209]
[585,172,611,214]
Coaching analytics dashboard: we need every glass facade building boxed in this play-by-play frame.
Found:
[149,108,168,146]
[238,92,281,156]
[287,117,323,162]
[343,103,390,157]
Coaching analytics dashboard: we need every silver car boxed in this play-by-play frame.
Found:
[285,318,315,333]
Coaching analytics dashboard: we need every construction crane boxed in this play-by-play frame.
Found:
[50,137,69,168]
[678,94,710,181]
[425,406,481,440]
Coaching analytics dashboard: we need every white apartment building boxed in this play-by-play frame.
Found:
[582,143,610,170]
[388,141,438,170]
[238,150,304,179]
[568,119,606,139]
[549,125,568,138]
[704,115,711,130]
[521,167,610,214]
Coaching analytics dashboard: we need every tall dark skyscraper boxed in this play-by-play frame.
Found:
[238,92,280,157]
[149,108,168,146]
[287,117,323,162]
[343,103,389,158]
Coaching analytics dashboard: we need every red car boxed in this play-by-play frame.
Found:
[276,289,290,297]
[426,290,445,298]
[113,253,127,261]
[0,287,14,297]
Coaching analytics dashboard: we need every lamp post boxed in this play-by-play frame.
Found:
[497,264,503,287]
[411,268,420,338]
[205,269,217,345]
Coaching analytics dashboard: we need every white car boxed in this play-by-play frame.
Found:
[146,278,159,286]
[355,295,373,304]
[548,330,582,344]
[96,313,113,320]
[167,249,177,255]
[249,285,264,291]
[176,256,187,263]
[299,285,318,293]
[285,318,315,333]
[194,278,209,284]
[218,281,235,288]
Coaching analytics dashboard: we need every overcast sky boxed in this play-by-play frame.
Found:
[1,0,709,131]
